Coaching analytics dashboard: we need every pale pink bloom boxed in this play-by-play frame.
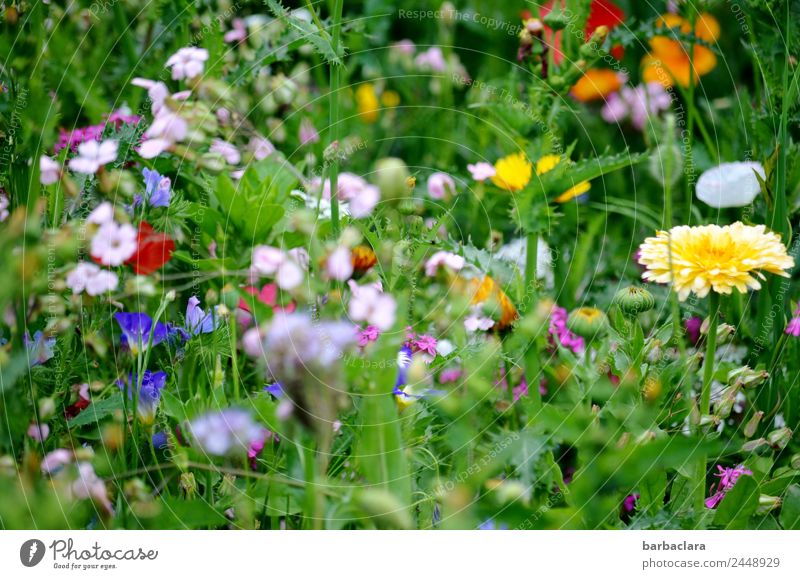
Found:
[427,172,455,199]
[467,162,496,181]
[131,78,170,114]
[210,139,241,165]
[242,327,265,357]
[166,47,209,80]
[72,462,114,514]
[90,221,137,266]
[27,423,50,441]
[68,140,118,173]
[41,449,72,474]
[424,251,465,276]
[40,155,60,185]
[415,47,447,72]
[348,283,396,331]
[326,246,354,281]
[348,184,380,218]
[464,308,495,332]
[139,110,188,159]
[252,245,285,275]
[276,259,303,290]
[0,192,9,222]
[66,262,100,294]
[299,118,319,145]
[225,18,248,43]
[392,39,416,56]
[85,269,119,296]
[249,136,276,160]
[86,201,114,225]
[288,247,309,270]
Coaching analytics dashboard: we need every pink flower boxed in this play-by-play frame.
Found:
[225,19,248,43]
[465,307,495,332]
[439,368,462,384]
[252,245,285,275]
[299,118,319,145]
[68,140,118,173]
[139,110,188,159]
[427,172,455,199]
[90,221,137,266]
[786,306,800,337]
[275,259,304,290]
[131,78,170,114]
[41,449,72,474]
[86,201,114,226]
[249,136,275,160]
[40,155,60,185]
[210,139,241,165]
[348,184,380,218]
[548,305,584,354]
[357,325,380,347]
[424,251,465,276]
[412,334,438,357]
[0,192,8,222]
[415,47,447,72]
[326,246,354,281]
[348,282,396,331]
[166,46,209,80]
[705,464,753,509]
[467,162,496,182]
[27,423,50,441]
[392,39,416,56]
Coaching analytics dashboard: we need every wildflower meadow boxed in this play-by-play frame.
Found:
[2,0,800,538]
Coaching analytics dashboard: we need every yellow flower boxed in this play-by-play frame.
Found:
[381,90,400,107]
[641,13,719,88]
[638,222,794,301]
[535,154,591,203]
[491,153,532,192]
[356,83,380,123]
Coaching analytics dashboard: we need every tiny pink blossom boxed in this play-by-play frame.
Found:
[349,283,396,331]
[427,172,456,199]
[27,423,50,442]
[357,325,380,347]
[252,245,285,275]
[40,155,60,185]
[326,246,354,281]
[299,118,319,145]
[424,251,465,276]
[467,162,496,181]
[210,139,241,165]
[166,46,209,80]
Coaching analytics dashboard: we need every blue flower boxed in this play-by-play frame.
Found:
[114,312,169,355]
[264,382,284,398]
[118,370,167,425]
[152,431,169,450]
[478,519,508,530]
[25,331,56,367]
[185,296,220,336]
[140,168,171,208]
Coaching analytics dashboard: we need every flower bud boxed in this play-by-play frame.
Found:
[180,472,197,498]
[714,387,738,419]
[742,438,769,453]
[543,9,568,31]
[614,286,655,316]
[767,427,792,450]
[728,366,769,389]
[743,411,764,438]
[757,494,782,514]
[373,157,410,201]
[567,307,607,339]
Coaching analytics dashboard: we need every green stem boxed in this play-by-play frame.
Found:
[523,231,542,413]
[328,0,344,238]
[694,291,720,514]
[228,314,240,400]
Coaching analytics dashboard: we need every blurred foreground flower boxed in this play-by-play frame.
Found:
[642,13,720,88]
[695,162,765,208]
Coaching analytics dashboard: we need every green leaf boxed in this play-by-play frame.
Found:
[780,484,800,529]
[714,476,758,529]
[153,498,228,529]
[68,392,124,428]
[639,470,667,516]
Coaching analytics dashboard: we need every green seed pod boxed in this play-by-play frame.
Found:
[567,307,607,339]
[614,286,655,316]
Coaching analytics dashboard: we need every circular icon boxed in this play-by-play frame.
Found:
[20,539,46,567]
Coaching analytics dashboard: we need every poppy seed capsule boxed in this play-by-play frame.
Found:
[614,286,655,316]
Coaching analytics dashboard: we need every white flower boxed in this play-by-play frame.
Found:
[464,307,495,332]
[348,283,396,331]
[68,140,118,174]
[424,251,465,276]
[252,245,285,275]
[86,201,114,226]
[131,78,170,114]
[166,47,209,80]
[427,172,456,199]
[696,162,766,208]
[326,246,353,281]
[90,221,137,266]
[85,269,119,296]
[40,155,60,185]
[66,262,99,294]
[210,139,241,165]
[288,247,310,270]
[437,339,456,357]
[139,110,188,159]
[467,162,496,182]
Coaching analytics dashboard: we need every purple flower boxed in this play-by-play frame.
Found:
[25,331,56,367]
[118,370,167,424]
[548,306,584,354]
[140,168,171,208]
[786,306,800,337]
[152,431,169,450]
[623,493,639,513]
[705,464,753,509]
[185,296,219,336]
[685,316,703,345]
[114,312,169,355]
[264,382,284,398]
[357,325,380,347]
[189,408,264,457]
[411,334,438,357]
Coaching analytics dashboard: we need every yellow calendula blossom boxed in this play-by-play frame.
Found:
[356,83,380,122]
[536,154,591,203]
[491,152,532,192]
[638,222,794,301]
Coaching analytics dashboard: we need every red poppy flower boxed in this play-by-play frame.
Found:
[125,221,175,275]
[542,0,625,65]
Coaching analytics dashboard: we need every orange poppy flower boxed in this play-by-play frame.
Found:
[641,13,719,88]
[571,68,624,102]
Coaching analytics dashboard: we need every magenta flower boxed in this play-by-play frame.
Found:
[705,464,753,509]
[785,306,800,337]
[548,306,584,354]
[357,325,380,347]
[685,316,703,345]
[412,334,438,357]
